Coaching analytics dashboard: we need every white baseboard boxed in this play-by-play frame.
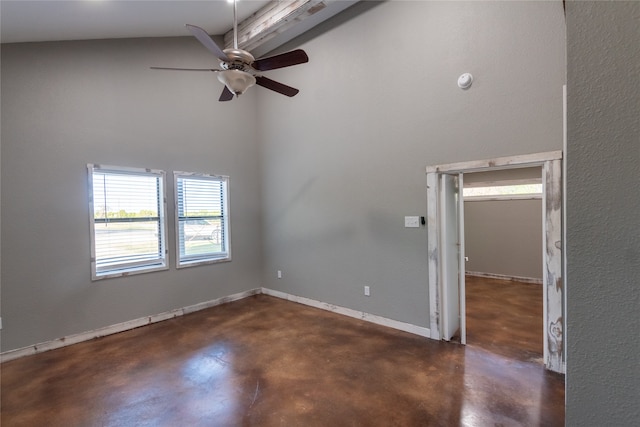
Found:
[466,271,543,285]
[0,288,261,363]
[1,287,432,363]
[261,288,431,338]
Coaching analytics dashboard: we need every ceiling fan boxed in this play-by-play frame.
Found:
[151,0,309,101]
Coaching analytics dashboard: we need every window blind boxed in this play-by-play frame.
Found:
[175,173,230,267]
[89,165,167,279]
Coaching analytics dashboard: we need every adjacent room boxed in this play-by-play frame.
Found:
[1,1,638,426]
[463,167,544,360]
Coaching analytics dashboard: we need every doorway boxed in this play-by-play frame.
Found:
[463,168,544,360]
[426,151,564,373]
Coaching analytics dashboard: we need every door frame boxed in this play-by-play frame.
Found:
[439,173,466,343]
[426,151,564,373]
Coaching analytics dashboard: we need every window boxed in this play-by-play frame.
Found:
[175,172,230,267]
[88,164,168,280]
[463,179,542,201]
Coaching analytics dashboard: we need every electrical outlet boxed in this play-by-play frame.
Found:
[277,270,282,279]
[0,317,3,330]
[364,286,370,296]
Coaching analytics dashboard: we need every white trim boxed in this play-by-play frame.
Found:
[88,164,169,280]
[0,288,261,363]
[464,195,542,202]
[562,85,568,369]
[426,151,562,174]
[426,151,564,373]
[1,288,435,363]
[542,159,564,373]
[459,173,466,345]
[261,288,431,338]
[426,172,440,340]
[466,271,543,285]
[91,262,169,281]
[174,171,232,268]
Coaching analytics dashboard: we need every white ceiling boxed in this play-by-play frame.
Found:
[0,0,272,44]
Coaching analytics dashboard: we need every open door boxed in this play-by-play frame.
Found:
[427,151,564,373]
[439,173,466,343]
[458,174,466,345]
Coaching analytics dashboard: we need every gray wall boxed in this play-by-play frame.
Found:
[566,1,640,425]
[3,1,639,423]
[258,1,565,328]
[1,0,567,377]
[464,167,543,280]
[464,199,542,280]
[1,37,263,351]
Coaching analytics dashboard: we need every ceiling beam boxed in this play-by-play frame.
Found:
[224,0,357,56]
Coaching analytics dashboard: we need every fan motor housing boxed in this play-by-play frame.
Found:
[221,48,255,71]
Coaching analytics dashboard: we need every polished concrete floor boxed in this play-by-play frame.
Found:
[1,289,564,426]
[465,275,544,362]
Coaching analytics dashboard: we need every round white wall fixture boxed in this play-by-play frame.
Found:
[457,73,473,90]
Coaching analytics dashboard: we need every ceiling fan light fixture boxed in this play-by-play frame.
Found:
[217,69,256,96]
[152,15,307,101]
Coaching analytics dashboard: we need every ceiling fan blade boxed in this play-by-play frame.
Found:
[150,67,220,72]
[252,49,309,71]
[186,24,230,62]
[219,86,234,102]
[255,76,300,97]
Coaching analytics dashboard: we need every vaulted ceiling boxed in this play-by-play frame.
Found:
[0,0,358,57]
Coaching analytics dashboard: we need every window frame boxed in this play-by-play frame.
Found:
[174,171,231,268]
[463,178,543,201]
[88,164,169,280]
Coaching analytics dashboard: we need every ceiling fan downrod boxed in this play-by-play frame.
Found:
[233,0,238,50]
[151,0,309,101]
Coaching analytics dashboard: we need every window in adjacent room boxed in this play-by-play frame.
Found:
[88,164,168,280]
[463,179,542,201]
[175,172,230,268]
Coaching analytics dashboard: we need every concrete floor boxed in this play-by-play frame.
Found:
[1,286,564,426]
[465,275,544,362]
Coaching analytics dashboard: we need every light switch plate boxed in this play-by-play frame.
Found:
[404,216,420,228]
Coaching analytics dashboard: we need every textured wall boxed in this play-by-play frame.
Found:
[1,37,263,351]
[566,1,640,424]
[258,1,565,328]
